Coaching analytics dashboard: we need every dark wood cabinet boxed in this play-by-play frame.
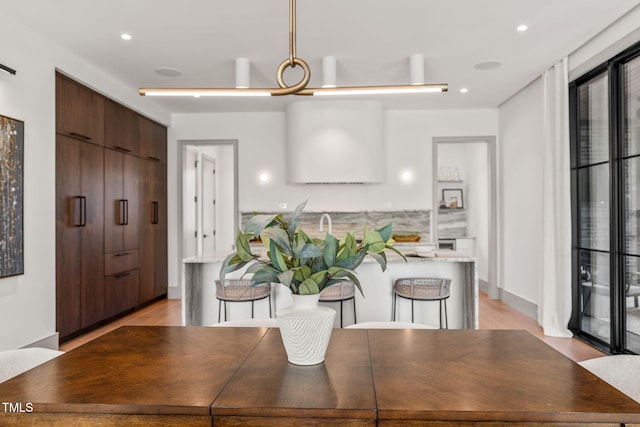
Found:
[140,160,168,302]
[55,74,104,145]
[104,270,140,318]
[104,149,140,254]
[56,75,167,340]
[55,135,104,339]
[139,115,167,163]
[105,100,139,155]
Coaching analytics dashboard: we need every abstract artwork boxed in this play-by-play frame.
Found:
[0,114,24,278]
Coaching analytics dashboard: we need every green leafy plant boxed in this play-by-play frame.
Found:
[220,201,406,295]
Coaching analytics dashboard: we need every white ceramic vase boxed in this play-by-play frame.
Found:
[276,294,336,365]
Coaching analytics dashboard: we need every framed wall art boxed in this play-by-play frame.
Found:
[0,114,24,278]
[442,188,464,209]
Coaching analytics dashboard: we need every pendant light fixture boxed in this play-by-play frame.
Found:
[139,0,447,97]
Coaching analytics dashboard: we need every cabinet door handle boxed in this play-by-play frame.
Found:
[69,132,92,141]
[113,145,132,153]
[147,156,161,162]
[152,201,159,224]
[74,196,87,227]
[118,199,129,225]
[114,272,131,279]
[80,196,87,227]
[115,252,131,257]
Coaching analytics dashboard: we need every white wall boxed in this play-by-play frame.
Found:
[498,79,544,304]
[168,109,499,292]
[497,7,640,313]
[0,15,169,350]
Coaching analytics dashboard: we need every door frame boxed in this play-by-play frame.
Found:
[177,139,238,299]
[432,136,499,299]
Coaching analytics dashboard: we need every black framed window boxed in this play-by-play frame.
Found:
[570,41,640,354]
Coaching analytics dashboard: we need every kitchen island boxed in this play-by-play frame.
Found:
[183,247,477,328]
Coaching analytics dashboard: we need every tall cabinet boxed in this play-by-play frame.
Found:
[55,135,105,338]
[55,73,168,341]
[139,116,168,302]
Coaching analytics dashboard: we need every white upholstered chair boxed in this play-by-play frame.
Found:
[0,348,64,383]
[345,321,436,329]
[579,355,640,402]
[210,318,279,328]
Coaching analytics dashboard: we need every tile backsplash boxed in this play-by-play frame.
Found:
[241,210,432,242]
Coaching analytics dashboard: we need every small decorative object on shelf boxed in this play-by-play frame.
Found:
[221,200,405,365]
[442,189,464,209]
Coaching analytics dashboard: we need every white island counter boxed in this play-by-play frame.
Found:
[184,248,478,329]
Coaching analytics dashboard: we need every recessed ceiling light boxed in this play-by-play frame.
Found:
[155,67,183,77]
[517,24,528,32]
[121,33,132,41]
[474,60,502,70]
[460,88,468,93]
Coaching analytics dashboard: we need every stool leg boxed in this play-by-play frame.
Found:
[340,300,344,328]
[269,294,273,318]
[392,292,396,321]
[411,299,414,323]
[218,299,222,323]
[444,300,448,329]
[251,301,255,319]
[439,300,443,329]
[353,297,357,325]
[224,301,227,321]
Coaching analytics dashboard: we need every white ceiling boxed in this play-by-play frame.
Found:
[2,0,639,113]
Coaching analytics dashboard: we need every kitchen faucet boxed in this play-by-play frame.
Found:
[319,213,332,235]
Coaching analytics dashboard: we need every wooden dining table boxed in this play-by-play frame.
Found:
[1,326,640,426]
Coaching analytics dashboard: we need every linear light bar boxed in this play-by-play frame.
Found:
[139,84,448,97]
[305,84,448,96]
[139,88,271,97]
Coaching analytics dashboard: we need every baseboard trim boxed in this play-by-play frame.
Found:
[479,279,489,294]
[23,333,60,351]
[168,285,181,299]
[499,288,538,320]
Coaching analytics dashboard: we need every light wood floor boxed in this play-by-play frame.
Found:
[60,292,605,362]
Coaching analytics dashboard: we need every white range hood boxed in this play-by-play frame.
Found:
[286,100,384,184]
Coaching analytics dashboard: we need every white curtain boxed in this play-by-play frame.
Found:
[539,57,573,337]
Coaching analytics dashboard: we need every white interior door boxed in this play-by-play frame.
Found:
[183,148,198,258]
[201,155,216,253]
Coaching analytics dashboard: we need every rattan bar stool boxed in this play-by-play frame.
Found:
[392,277,451,328]
[319,281,356,327]
[215,279,273,322]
